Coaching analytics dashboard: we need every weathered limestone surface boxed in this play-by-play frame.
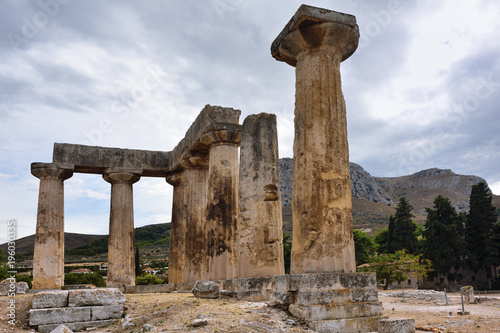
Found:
[67,288,125,307]
[166,171,188,284]
[238,113,284,278]
[47,324,73,333]
[192,280,220,299]
[103,169,142,287]
[38,320,117,333]
[29,307,91,326]
[90,305,124,320]
[379,318,416,333]
[31,163,73,290]
[0,279,29,295]
[271,4,359,274]
[32,290,69,309]
[203,129,241,281]
[184,164,209,283]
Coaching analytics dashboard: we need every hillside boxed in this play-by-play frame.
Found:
[280,159,500,233]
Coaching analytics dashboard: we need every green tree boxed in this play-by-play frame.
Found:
[391,197,418,254]
[422,195,465,280]
[353,229,376,265]
[465,182,497,275]
[373,227,389,253]
[387,216,395,253]
[136,274,165,285]
[358,250,432,290]
[64,273,106,287]
[283,233,292,274]
[135,247,141,277]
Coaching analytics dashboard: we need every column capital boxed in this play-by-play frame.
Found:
[166,170,188,187]
[271,5,359,67]
[103,168,142,185]
[179,156,209,170]
[31,162,74,181]
[200,129,241,148]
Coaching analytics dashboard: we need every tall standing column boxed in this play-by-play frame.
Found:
[181,157,209,283]
[166,170,188,284]
[201,129,241,281]
[238,113,284,278]
[103,168,142,287]
[31,162,73,290]
[271,6,359,273]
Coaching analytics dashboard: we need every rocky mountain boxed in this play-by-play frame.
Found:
[279,158,500,233]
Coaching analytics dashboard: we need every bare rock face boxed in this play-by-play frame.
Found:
[350,163,394,206]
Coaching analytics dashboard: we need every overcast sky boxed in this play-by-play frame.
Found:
[1,0,499,244]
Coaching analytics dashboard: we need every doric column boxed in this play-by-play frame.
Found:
[201,128,241,280]
[271,6,359,273]
[165,170,188,284]
[103,168,142,287]
[238,113,284,278]
[180,157,209,283]
[31,162,73,290]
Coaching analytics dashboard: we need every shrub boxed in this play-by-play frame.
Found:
[136,274,165,285]
[15,274,32,289]
[64,273,106,287]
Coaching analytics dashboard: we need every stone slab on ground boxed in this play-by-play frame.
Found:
[0,279,29,295]
[379,317,415,333]
[90,305,123,321]
[29,307,91,326]
[192,280,220,299]
[310,316,381,333]
[38,319,118,333]
[67,288,125,307]
[289,301,383,322]
[32,290,69,309]
[48,324,73,333]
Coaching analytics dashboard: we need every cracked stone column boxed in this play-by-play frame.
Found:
[238,113,284,278]
[103,168,142,287]
[201,128,241,281]
[31,163,73,290]
[271,5,359,273]
[181,157,209,283]
[166,170,188,284]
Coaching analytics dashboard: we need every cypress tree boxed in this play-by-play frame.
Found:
[466,182,497,275]
[391,197,418,254]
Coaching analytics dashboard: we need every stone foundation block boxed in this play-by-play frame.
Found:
[90,305,123,320]
[310,316,381,333]
[297,289,351,305]
[269,291,292,308]
[47,324,73,333]
[32,290,69,309]
[37,319,118,333]
[68,288,125,307]
[192,280,220,299]
[29,307,91,326]
[378,317,415,333]
[274,273,376,292]
[236,290,268,302]
[289,301,383,322]
[351,288,378,302]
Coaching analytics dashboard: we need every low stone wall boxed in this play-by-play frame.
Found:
[125,282,194,294]
[29,288,125,333]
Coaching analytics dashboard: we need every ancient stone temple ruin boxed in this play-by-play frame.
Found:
[30,5,413,332]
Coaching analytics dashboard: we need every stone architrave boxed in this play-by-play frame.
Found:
[165,171,188,284]
[103,168,142,287]
[182,158,209,283]
[271,5,359,273]
[201,129,241,281]
[238,113,284,278]
[31,163,73,290]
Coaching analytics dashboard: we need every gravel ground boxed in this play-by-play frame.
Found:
[1,289,499,332]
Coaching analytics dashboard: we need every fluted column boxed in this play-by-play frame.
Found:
[103,168,142,287]
[180,157,209,283]
[31,162,73,290]
[166,170,188,284]
[201,129,241,280]
[271,6,359,273]
[238,113,284,278]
